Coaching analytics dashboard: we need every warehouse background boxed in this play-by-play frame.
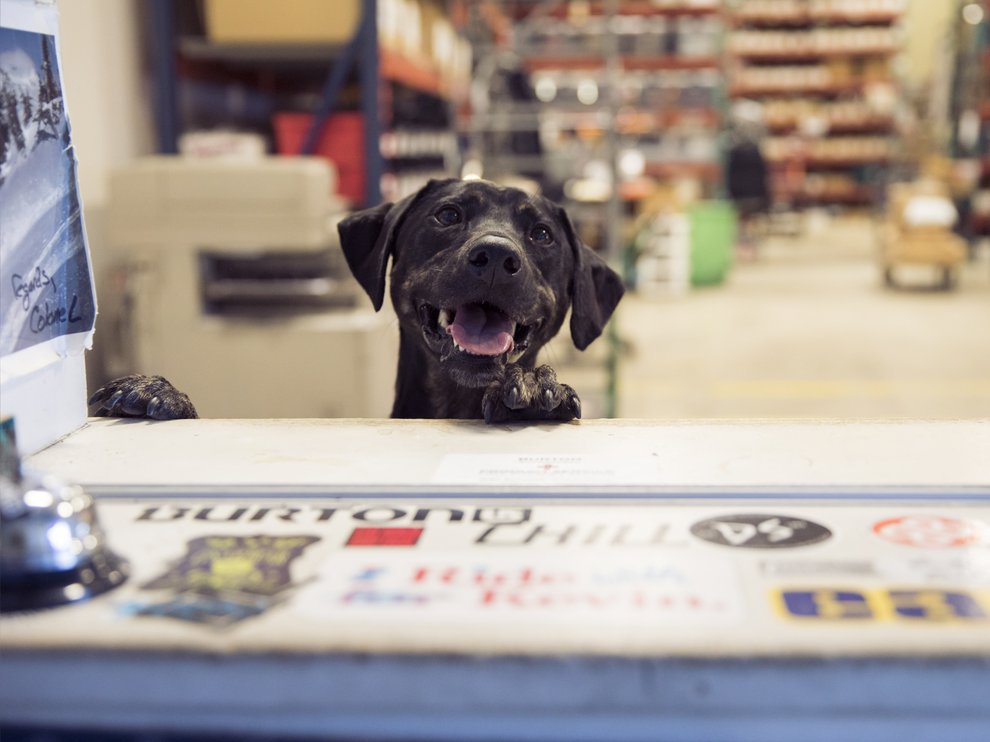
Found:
[55,0,990,420]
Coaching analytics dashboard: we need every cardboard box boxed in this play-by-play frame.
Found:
[204,0,361,44]
[881,230,967,266]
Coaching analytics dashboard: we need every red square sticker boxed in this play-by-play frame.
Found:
[346,527,423,547]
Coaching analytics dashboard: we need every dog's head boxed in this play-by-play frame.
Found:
[338,178,624,388]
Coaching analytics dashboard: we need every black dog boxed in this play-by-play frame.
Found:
[89,179,623,423]
[338,178,623,422]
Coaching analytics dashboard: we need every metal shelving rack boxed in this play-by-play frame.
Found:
[726,0,905,210]
[460,1,726,249]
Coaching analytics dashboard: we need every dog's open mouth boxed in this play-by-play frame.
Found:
[418,302,535,358]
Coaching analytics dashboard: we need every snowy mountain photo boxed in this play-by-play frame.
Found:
[0,25,95,357]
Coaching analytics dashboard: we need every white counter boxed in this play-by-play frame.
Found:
[2,418,989,741]
[23,417,990,494]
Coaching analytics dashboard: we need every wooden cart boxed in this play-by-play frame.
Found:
[879,182,967,290]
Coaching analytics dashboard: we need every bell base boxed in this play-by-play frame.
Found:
[0,549,128,614]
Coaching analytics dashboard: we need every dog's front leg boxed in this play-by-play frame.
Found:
[482,364,581,423]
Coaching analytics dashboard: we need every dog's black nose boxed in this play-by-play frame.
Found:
[467,241,521,279]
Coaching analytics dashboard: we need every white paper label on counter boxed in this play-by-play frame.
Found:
[433,453,659,486]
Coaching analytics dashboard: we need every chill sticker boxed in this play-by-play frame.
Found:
[872,516,990,549]
[298,553,745,627]
[690,514,832,549]
[122,535,319,627]
[775,588,989,622]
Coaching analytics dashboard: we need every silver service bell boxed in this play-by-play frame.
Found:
[1,419,128,612]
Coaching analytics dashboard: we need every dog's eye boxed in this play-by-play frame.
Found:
[434,206,462,226]
[530,224,554,244]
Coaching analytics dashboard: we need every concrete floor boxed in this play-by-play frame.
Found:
[552,215,990,420]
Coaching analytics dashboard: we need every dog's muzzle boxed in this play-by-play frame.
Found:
[415,235,541,361]
[418,302,538,360]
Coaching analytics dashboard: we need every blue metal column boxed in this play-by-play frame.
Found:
[149,0,179,154]
[301,32,363,156]
[359,0,382,206]
[301,0,382,207]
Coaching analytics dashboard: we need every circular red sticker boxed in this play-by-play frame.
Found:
[872,516,988,549]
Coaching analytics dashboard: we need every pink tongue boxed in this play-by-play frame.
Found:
[446,303,515,356]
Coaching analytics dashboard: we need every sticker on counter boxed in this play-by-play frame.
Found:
[762,555,990,586]
[121,534,320,627]
[775,588,989,622]
[432,453,659,486]
[761,560,877,578]
[297,553,745,627]
[872,516,990,549]
[778,589,874,620]
[128,503,690,550]
[346,527,423,547]
[690,514,832,549]
[873,555,990,586]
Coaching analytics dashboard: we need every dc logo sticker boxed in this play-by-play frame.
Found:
[691,514,832,549]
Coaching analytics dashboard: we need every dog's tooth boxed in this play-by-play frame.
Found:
[439,309,453,329]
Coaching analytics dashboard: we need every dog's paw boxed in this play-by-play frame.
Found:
[88,374,198,420]
[482,364,581,424]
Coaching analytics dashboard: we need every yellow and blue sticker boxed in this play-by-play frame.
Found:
[775,588,989,622]
[119,534,320,627]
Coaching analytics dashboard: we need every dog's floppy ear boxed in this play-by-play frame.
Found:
[337,198,406,311]
[337,180,450,311]
[557,207,625,350]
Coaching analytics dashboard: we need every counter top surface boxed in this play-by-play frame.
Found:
[24,417,990,494]
[4,418,989,739]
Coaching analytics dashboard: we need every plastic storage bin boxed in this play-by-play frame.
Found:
[689,201,736,286]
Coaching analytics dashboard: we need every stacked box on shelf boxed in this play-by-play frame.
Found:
[204,0,360,43]
[727,0,905,208]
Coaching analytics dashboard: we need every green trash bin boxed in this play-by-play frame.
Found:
[689,201,737,287]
